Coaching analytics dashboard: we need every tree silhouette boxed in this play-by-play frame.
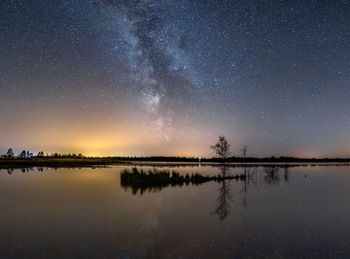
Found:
[6,148,14,157]
[241,145,248,157]
[19,150,26,158]
[210,135,231,160]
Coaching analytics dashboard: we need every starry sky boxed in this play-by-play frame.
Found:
[1,0,350,157]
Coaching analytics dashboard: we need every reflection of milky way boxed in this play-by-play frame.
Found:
[1,0,350,156]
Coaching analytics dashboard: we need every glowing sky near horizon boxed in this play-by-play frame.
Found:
[1,0,350,157]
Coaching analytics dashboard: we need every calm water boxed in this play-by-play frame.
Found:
[0,165,350,258]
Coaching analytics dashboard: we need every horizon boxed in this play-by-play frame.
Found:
[3,147,350,160]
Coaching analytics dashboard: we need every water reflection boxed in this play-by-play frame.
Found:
[119,165,249,220]
[212,165,291,220]
[2,165,292,223]
[214,175,232,220]
[242,166,257,208]
[118,165,292,220]
[0,165,348,257]
[284,166,290,182]
[264,167,280,185]
[4,167,46,174]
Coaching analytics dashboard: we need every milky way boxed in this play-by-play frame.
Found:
[1,0,350,157]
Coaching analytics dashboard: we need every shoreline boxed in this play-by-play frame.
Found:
[1,157,350,169]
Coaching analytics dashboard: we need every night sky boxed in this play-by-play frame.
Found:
[1,0,350,157]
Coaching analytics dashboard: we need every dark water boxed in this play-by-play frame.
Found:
[0,165,350,258]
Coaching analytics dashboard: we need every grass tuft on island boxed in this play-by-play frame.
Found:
[120,167,245,195]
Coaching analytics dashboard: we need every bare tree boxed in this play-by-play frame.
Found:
[210,136,231,160]
[241,145,248,157]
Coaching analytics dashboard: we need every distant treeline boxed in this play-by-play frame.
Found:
[200,156,350,163]
[93,156,350,163]
[86,156,350,163]
[110,156,199,162]
[2,154,350,163]
[1,148,85,159]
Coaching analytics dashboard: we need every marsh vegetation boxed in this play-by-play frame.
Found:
[120,167,246,195]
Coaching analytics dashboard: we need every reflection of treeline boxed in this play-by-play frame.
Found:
[1,166,109,174]
[120,168,246,195]
[0,157,122,169]
[4,167,44,174]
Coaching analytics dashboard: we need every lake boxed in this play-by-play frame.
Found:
[0,164,349,258]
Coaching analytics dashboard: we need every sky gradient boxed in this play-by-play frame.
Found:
[1,0,350,157]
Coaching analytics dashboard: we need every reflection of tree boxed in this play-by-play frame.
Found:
[213,166,291,219]
[214,179,232,220]
[20,167,34,173]
[243,166,251,208]
[1,167,46,174]
[213,165,257,219]
[284,166,289,182]
[218,164,230,177]
[214,166,233,220]
[264,167,280,185]
[242,166,257,208]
